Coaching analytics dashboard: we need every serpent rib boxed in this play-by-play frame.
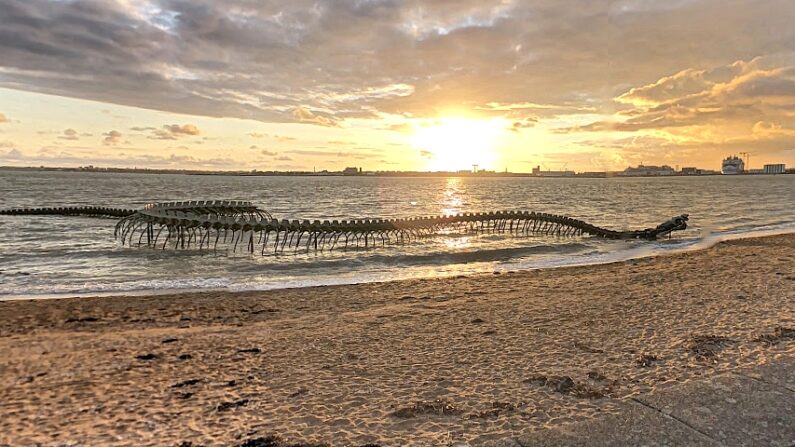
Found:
[1,200,690,253]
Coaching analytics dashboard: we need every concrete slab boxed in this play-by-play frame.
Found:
[502,400,719,447]
[738,356,795,392]
[638,373,795,447]
[481,358,795,447]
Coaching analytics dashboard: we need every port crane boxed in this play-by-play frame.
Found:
[739,152,752,171]
[541,162,569,172]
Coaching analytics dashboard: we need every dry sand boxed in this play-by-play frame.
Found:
[1,234,794,446]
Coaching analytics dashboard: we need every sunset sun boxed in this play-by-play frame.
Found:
[410,118,505,171]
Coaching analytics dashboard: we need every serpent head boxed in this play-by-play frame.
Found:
[646,214,689,239]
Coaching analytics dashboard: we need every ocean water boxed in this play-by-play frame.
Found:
[1,170,794,299]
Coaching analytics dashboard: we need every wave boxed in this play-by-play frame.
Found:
[230,242,591,272]
[1,239,591,268]
[510,221,795,271]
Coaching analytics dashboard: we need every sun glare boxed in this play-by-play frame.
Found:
[411,118,505,171]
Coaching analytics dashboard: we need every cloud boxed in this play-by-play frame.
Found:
[247,132,296,141]
[4,0,792,128]
[2,0,795,169]
[292,107,341,127]
[102,130,122,145]
[508,117,538,132]
[165,124,200,135]
[274,155,292,161]
[287,149,338,157]
[250,144,278,156]
[531,54,795,168]
[0,113,8,123]
[1,148,24,158]
[752,120,795,138]
[560,55,795,151]
[384,123,413,133]
[149,124,201,140]
[0,147,240,169]
[0,141,15,148]
[58,128,79,140]
[419,150,434,158]
[286,149,379,159]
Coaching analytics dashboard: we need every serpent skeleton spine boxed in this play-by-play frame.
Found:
[1,201,690,253]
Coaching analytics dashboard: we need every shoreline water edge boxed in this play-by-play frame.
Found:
[1,233,793,446]
[2,222,794,301]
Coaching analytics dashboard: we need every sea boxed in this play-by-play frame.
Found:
[1,170,794,299]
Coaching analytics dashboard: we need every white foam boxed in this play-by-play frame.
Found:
[506,222,795,272]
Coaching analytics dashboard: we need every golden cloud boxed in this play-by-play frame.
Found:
[563,55,795,143]
[150,124,201,140]
[292,107,340,127]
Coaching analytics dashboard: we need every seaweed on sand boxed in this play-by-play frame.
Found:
[523,374,611,399]
[686,335,735,359]
[755,327,795,346]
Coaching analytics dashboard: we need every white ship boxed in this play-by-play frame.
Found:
[721,156,745,175]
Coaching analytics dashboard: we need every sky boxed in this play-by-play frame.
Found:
[1,0,794,172]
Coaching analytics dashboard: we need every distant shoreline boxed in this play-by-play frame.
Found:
[1,165,791,178]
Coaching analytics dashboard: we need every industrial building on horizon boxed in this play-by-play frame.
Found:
[619,164,676,176]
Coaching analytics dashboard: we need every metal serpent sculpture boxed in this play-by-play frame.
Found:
[0,201,689,253]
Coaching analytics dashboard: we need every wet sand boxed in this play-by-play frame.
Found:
[1,234,794,446]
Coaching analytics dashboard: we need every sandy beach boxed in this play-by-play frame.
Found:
[1,234,793,446]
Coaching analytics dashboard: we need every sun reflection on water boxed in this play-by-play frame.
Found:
[441,177,465,216]
[439,177,474,249]
[443,235,474,249]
